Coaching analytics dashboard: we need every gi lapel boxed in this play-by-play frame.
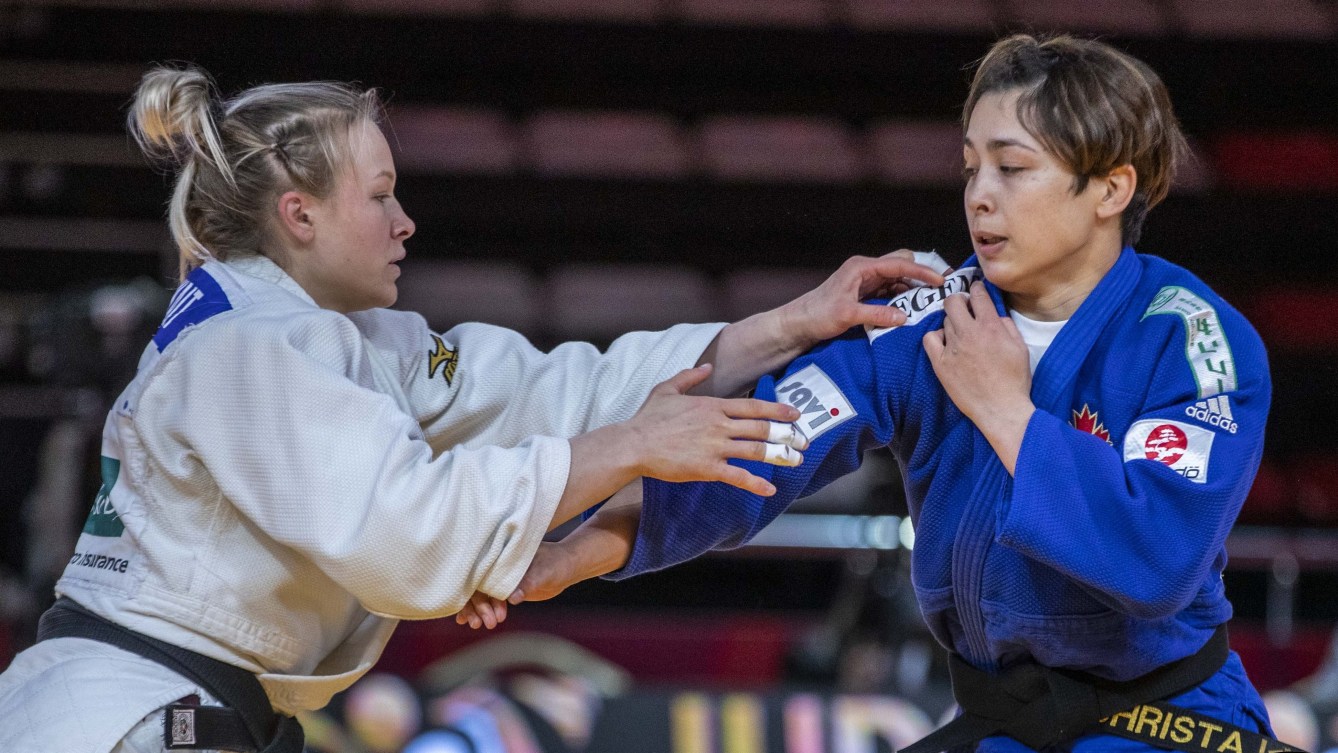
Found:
[969,247,1142,414]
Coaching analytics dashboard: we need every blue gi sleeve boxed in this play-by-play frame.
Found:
[606,329,899,580]
[1000,310,1270,620]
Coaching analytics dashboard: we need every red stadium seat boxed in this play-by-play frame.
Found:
[388,106,519,175]
[1001,0,1169,36]
[345,0,495,15]
[395,260,541,334]
[722,267,830,321]
[844,0,994,32]
[1293,453,1338,526]
[1241,288,1338,351]
[677,0,830,27]
[1169,0,1332,39]
[1210,133,1338,191]
[698,115,864,183]
[546,264,720,340]
[1238,457,1297,525]
[525,111,690,179]
[866,121,965,187]
[512,0,665,22]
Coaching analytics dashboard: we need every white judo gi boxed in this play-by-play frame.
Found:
[0,254,723,752]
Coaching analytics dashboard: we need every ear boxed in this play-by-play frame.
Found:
[276,190,317,245]
[1096,164,1137,220]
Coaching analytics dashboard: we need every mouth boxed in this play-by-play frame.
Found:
[973,232,1008,255]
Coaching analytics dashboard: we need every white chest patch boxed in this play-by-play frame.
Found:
[774,364,857,441]
[1123,418,1215,484]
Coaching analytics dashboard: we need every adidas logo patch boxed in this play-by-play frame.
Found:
[1184,395,1238,434]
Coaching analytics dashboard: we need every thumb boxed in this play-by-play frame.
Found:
[659,363,713,395]
[507,588,525,605]
[859,302,907,330]
[922,330,945,363]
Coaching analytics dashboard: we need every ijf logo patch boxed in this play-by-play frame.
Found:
[427,334,459,386]
[1123,418,1214,484]
[774,365,856,441]
[1071,404,1112,445]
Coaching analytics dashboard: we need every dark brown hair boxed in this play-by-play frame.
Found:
[963,34,1189,246]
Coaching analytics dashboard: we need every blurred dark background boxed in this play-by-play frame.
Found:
[0,2,1336,751]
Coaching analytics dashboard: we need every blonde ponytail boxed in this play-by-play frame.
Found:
[127,64,383,280]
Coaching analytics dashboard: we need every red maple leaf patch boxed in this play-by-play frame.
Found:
[1071,404,1112,445]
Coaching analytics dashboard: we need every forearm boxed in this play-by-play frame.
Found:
[972,398,1036,475]
[550,424,641,530]
[691,309,804,397]
[561,487,642,579]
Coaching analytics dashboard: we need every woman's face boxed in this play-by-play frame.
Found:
[962,89,1118,309]
[302,120,416,313]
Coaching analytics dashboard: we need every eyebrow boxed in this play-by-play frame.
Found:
[372,169,396,183]
[963,137,1038,153]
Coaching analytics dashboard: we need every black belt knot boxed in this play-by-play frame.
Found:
[897,625,1308,753]
[948,657,1116,750]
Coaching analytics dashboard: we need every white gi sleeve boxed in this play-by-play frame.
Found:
[349,310,724,452]
[140,310,566,618]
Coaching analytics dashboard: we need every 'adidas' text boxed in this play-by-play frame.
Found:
[1185,396,1237,434]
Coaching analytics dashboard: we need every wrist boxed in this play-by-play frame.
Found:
[608,420,650,480]
[974,397,1035,449]
[765,301,813,361]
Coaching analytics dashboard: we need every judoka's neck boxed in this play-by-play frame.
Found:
[1005,243,1121,321]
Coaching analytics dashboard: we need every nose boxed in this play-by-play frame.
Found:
[965,172,995,216]
[393,208,415,241]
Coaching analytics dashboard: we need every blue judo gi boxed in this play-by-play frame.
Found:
[612,248,1276,751]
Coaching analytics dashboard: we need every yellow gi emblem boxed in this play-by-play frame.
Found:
[428,335,459,386]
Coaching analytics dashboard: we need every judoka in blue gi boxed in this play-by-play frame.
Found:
[460,34,1294,753]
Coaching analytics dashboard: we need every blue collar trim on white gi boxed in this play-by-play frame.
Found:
[152,266,234,352]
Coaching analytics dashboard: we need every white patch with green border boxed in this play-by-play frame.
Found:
[1142,286,1237,398]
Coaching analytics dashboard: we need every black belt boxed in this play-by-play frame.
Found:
[901,625,1305,753]
[37,598,304,753]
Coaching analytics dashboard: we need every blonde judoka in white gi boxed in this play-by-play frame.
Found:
[0,64,944,753]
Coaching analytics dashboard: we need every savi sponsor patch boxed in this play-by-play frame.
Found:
[774,365,856,442]
[1123,418,1214,484]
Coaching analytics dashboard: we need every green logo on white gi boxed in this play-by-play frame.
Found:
[1142,286,1237,398]
[82,456,124,537]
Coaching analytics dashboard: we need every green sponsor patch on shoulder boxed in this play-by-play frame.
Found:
[82,456,124,537]
[1142,286,1237,398]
